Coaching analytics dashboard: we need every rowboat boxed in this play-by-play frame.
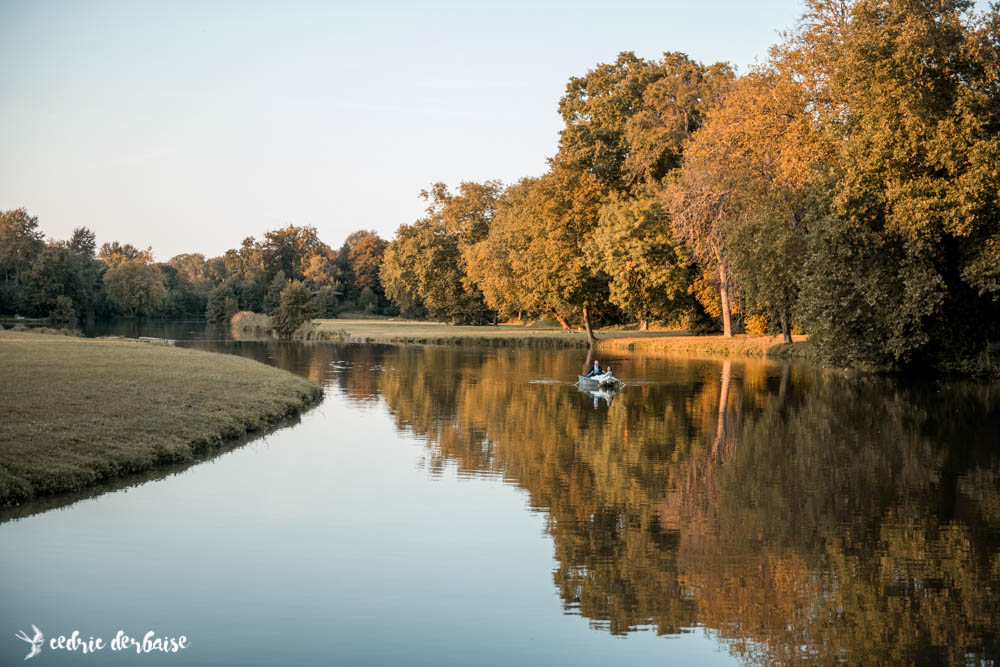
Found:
[576,371,624,388]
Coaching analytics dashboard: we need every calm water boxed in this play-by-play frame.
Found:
[2,322,999,665]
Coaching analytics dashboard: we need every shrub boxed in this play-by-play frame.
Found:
[49,295,77,329]
[358,286,378,313]
[206,286,239,324]
[272,281,314,338]
[744,313,768,336]
[230,311,272,334]
[312,285,339,318]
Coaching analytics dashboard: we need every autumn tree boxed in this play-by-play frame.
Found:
[663,149,739,336]
[466,165,608,341]
[97,241,152,267]
[793,0,1000,369]
[623,54,734,187]
[592,196,692,329]
[464,179,547,321]
[260,225,329,282]
[335,230,387,310]
[673,66,828,342]
[381,182,501,324]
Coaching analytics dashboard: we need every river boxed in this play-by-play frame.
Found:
[1,320,998,665]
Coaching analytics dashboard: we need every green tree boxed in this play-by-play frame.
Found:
[311,285,340,318]
[727,205,808,343]
[205,284,239,324]
[271,280,314,338]
[0,208,44,314]
[558,52,673,191]
[49,295,77,328]
[23,244,96,318]
[558,51,732,193]
[262,270,289,315]
[68,227,96,257]
[103,259,167,317]
[623,54,733,186]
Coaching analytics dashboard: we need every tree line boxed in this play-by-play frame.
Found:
[0,208,394,328]
[379,0,1000,373]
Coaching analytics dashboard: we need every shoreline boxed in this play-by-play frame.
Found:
[0,329,322,508]
[312,319,812,359]
[596,333,812,360]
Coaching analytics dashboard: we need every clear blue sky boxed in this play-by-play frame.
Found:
[0,0,922,258]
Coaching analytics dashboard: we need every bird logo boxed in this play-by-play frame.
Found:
[14,625,43,661]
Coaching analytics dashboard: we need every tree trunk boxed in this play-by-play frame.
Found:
[718,263,733,338]
[711,359,732,462]
[778,363,790,405]
[582,305,597,347]
[781,308,792,344]
[551,311,571,331]
[639,319,648,331]
[582,345,596,376]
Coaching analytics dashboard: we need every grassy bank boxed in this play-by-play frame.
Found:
[313,318,593,346]
[0,329,322,507]
[313,318,812,358]
[596,333,813,359]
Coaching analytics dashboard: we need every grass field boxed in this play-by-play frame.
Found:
[314,318,811,358]
[314,318,594,346]
[0,329,322,507]
[597,333,812,359]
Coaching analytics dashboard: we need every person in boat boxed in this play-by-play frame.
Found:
[585,360,603,377]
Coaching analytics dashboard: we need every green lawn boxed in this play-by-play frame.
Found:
[314,318,681,346]
[0,329,321,506]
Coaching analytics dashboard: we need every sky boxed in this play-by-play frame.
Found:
[0,0,858,258]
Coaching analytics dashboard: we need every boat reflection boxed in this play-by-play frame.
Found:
[577,382,623,408]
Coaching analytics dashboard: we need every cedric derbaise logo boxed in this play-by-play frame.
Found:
[15,624,43,661]
[14,624,189,660]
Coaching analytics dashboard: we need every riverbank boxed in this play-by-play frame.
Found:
[313,319,812,359]
[313,318,592,347]
[0,329,322,507]
[596,333,812,359]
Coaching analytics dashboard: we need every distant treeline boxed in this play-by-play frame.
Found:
[0,215,394,328]
[2,0,998,373]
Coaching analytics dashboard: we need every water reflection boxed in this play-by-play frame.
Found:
[364,346,1000,664]
[46,321,1000,663]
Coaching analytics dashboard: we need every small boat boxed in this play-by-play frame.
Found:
[576,371,624,388]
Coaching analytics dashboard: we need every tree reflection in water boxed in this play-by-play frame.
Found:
[328,345,999,665]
